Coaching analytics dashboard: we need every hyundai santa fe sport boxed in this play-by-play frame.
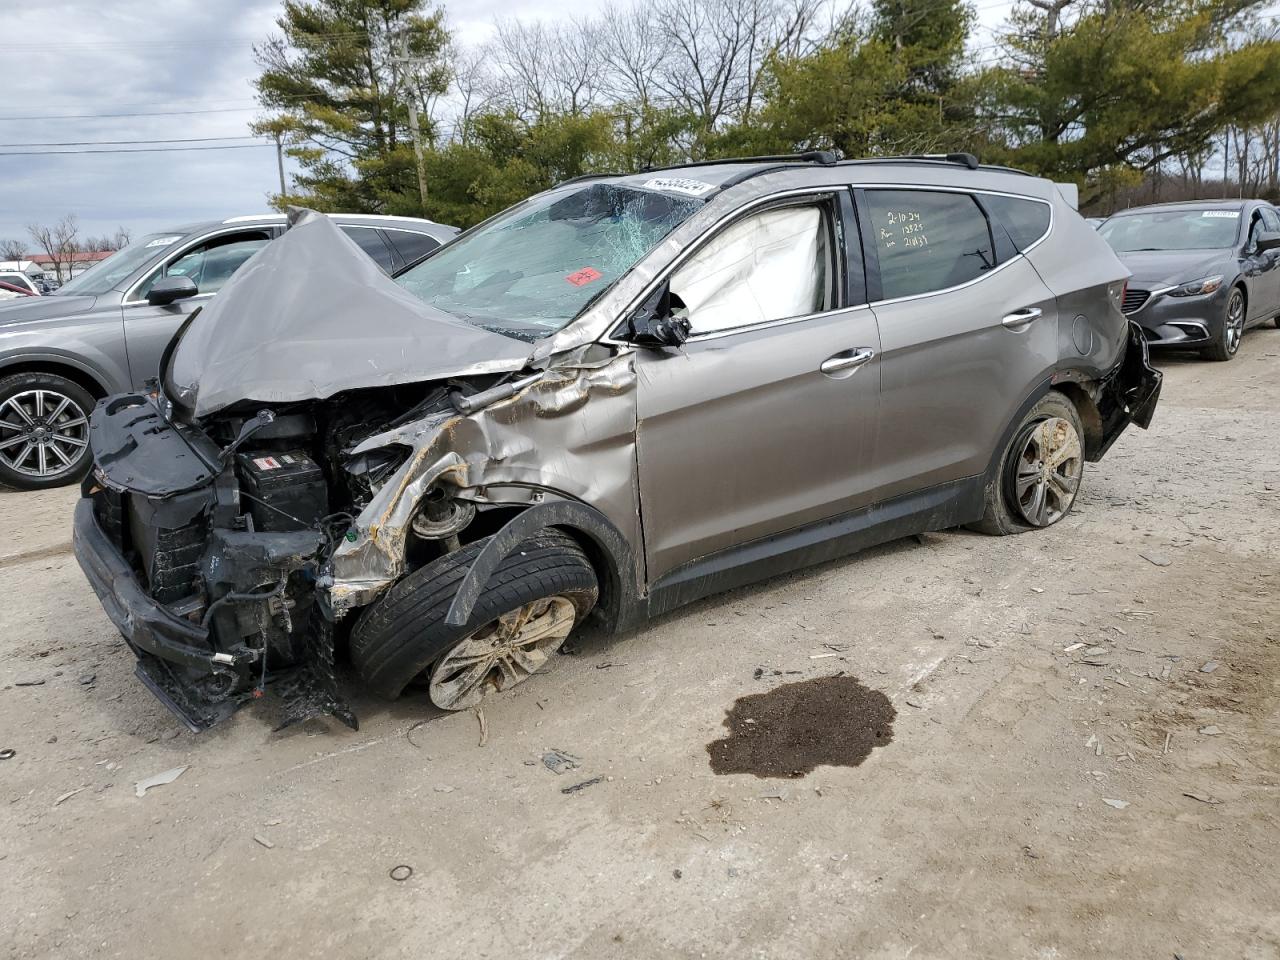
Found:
[72,152,1162,731]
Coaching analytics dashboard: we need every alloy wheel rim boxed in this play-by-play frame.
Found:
[428,596,576,710]
[1010,416,1082,527]
[0,389,89,478]
[1226,293,1244,353]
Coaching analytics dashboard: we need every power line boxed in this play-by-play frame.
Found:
[0,106,264,121]
[0,136,264,148]
[0,144,275,157]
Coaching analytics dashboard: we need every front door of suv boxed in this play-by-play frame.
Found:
[120,229,275,387]
[856,187,1059,501]
[632,192,882,584]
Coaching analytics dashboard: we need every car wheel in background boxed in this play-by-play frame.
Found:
[351,530,598,706]
[1202,287,1245,361]
[969,391,1085,536]
[0,372,95,490]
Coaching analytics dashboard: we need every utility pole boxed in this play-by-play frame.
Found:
[392,37,429,216]
[273,131,287,198]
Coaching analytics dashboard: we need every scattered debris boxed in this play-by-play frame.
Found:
[1063,642,1085,652]
[433,784,455,793]
[15,677,45,687]
[809,653,840,660]
[475,707,488,747]
[53,786,86,807]
[562,776,604,795]
[673,869,683,879]
[1182,792,1223,805]
[406,719,430,748]
[0,748,14,760]
[134,765,188,798]
[1139,551,1172,567]
[78,674,96,685]
[1200,661,1219,674]
[1101,798,1130,810]
[1163,732,1171,755]
[253,834,275,849]
[1198,725,1224,736]
[594,662,625,670]
[753,668,764,680]
[542,749,580,775]
[904,698,923,709]
[1022,845,1040,860]
[389,864,414,882]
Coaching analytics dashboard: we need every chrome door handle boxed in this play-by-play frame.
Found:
[1002,307,1043,329]
[820,347,876,375]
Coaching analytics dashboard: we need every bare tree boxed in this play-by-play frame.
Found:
[0,239,26,261]
[27,215,81,283]
[489,17,608,119]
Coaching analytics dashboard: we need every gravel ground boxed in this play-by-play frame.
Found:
[2,331,1278,960]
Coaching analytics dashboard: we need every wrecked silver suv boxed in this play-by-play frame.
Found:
[73,152,1161,731]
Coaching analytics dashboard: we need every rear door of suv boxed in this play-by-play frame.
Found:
[856,185,1059,500]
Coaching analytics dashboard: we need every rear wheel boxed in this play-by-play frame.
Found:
[969,391,1084,536]
[350,530,598,705]
[0,373,95,490]
[1201,287,1245,361]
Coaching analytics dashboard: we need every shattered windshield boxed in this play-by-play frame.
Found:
[395,182,705,339]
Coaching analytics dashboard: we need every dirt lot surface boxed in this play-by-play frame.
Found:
[2,333,1278,960]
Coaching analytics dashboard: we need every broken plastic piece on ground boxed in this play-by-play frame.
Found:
[135,765,187,798]
[542,749,580,774]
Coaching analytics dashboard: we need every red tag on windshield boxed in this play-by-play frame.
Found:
[566,267,602,286]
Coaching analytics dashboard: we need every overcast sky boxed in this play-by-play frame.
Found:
[1,0,1016,248]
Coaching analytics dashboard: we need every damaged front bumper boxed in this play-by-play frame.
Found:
[72,395,354,732]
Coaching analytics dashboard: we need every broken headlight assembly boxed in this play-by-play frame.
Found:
[1167,275,1223,298]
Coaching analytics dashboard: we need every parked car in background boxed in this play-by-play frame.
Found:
[0,261,55,293]
[73,154,1161,731]
[0,213,456,489]
[0,281,36,300]
[0,272,43,296]
[1098,199,1280,360]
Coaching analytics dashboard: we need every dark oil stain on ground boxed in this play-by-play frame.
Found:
[707,675,896,778]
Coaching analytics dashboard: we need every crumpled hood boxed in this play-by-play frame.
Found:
[1117,249,1232,287]
[0,294,96,325]
[169,210,534,417]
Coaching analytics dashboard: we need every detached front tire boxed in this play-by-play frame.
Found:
[0,372,95,490]
[969,391,1085,536]
[350,530,598,707]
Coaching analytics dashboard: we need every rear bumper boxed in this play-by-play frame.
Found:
[1091,320,1162,459]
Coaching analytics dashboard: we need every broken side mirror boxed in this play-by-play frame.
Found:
[628,282,691,350]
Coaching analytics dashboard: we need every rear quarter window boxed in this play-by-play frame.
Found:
[982,194,1052,252]
[384,229,441,266]
[864,189,996,300]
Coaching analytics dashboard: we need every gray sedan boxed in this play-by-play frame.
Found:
[0,213,456,488]
[1099,199,1280,360]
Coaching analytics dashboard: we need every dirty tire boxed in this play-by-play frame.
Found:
[350,530,598,702]
[0,372,95,490]
[1201,287,1245,362]
[968,390,1084,536]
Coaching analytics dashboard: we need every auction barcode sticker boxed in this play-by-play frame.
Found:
[642,177,716,197]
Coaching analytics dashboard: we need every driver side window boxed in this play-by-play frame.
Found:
[670,203,832,335]
[134,231,271,301]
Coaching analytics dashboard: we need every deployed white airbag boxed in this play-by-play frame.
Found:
[671,206,825,334]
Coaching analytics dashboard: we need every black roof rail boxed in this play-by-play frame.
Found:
[839,153,1036,176]
[640,150,839,174]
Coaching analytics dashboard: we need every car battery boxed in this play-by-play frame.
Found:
[236,451,328,532]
